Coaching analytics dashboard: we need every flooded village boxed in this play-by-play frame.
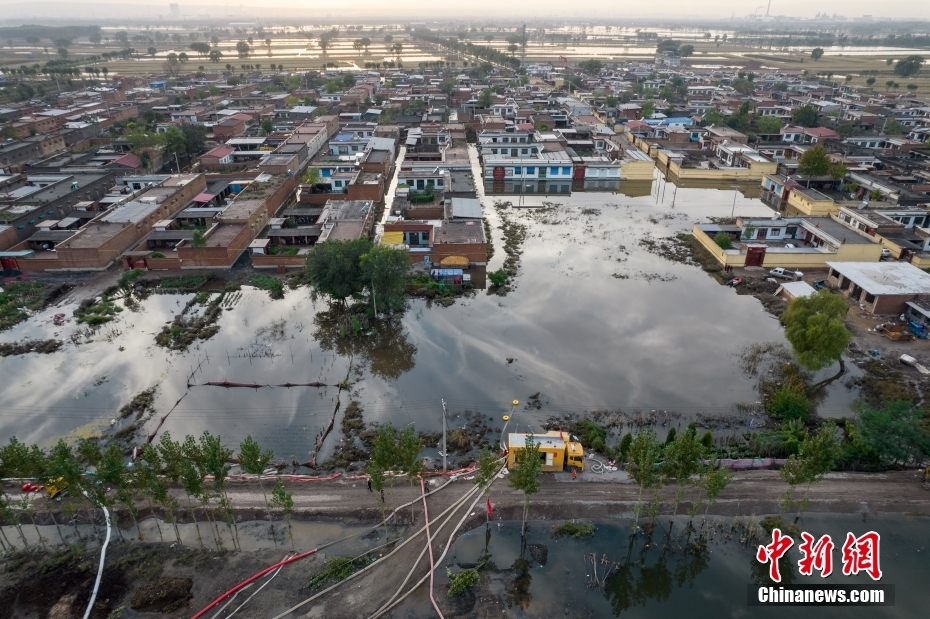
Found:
[0,16,929,619]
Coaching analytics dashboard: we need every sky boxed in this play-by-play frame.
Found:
[0,0,928,21]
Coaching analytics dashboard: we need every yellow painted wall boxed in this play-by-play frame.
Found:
[911,253,930,269]
[692,225,746,267]
[669,159,775,180]
[619,159,655,180]
[786,190,839,216]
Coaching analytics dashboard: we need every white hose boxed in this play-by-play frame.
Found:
[82,491,112,619]
[223,555,290,619]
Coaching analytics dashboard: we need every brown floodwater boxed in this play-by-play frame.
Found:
[0,165,859,461]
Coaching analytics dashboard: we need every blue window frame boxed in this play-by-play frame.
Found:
[526,167,535,174]
[550,167,559,175]
[562,167,571,175]
[514,167,522,174]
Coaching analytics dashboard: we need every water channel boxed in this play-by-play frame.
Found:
[394,514,930,618]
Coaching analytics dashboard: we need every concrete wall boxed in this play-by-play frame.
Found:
[787,189,838,216]
[619,158,656,181]
[692,226,747,268]
[669,159,776,180]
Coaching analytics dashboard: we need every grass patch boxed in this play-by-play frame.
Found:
[252,274,285,299]
[0,281,48,330]
[75,297,123,325]
[307,556,367,589]
[552,522,596,537]
[155,295,223,351]
[156,275,211,291]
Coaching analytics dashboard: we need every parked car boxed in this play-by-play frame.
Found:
[769,267,803,280]
[881,247,891,258]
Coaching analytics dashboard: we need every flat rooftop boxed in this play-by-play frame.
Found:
[826,261,930,296]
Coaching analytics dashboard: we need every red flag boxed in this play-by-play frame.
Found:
[559,427,564,441]
[486,496,493,518]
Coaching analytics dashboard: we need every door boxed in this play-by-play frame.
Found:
[746,246,766,267]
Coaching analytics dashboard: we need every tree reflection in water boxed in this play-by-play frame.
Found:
[604,528,711,616]
[313,311,417,381]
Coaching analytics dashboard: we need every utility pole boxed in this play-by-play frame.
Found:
[371,278,377,316]
[441,399,447,471]
[731,185,739,218]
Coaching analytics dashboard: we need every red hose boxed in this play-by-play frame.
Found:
[190,549,319,619]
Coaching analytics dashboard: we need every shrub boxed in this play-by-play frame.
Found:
[151,251,165,258]
[766,385,812,421]
[714,233,733,250]
[552,521,595,537]
[488,269,509,287]
[448,568,480,596]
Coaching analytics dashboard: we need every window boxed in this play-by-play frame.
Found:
[515,167,522,175]
[526,167,535,174]
[562,167,571,175]
[550,167,559,175]
[521,148,528,155]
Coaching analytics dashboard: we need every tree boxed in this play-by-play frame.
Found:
[163,126,187,164]
[180,123,207,157]
[828,162,848,183]
[894,55,925,78]
[199,431,237,550]
[626,430,663,526]
[209,49,223,64]
[697,467,732,516]
[260,118,273,135]
[190,41,211,57]
[474,445,500,525]
[792,105,819,128]
[147,46,157,57]
[796,144,831,185]
[703,108,724,126]
[360,244,409,315]
[866,77,876,87]
[756,116,783,135]
[640,100,655,119]
[271,477,294,548]
[57,47,68,60]
[855,400,930,466]
[178,52,189,63]
[782,289,850,373]
[678,44,694,58]
[578,59,602,74]
[810,48,824,61]
[236,41,250,58]
[304,238,371,309]
[884,119,905,135]
[157,432,204,548]
[779,422,840,518]
[836,122,855,138]
[238,435,276,546]
[660,430,709,520]
[509,435,541,537]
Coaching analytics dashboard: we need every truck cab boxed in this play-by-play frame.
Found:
[566,441,585,471]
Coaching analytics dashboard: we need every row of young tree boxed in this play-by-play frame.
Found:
[0,432,294,551]
[496,419,855,539]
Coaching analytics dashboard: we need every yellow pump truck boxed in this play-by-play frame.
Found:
[507,431,585,472]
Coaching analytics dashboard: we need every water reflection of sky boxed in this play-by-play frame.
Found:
[0,178,858,458]
[432,514,929,619]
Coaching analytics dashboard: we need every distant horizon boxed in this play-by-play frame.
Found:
[0,1,929,23]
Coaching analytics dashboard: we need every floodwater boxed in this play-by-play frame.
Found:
[397,514,930,618]
[0,159,859,461]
